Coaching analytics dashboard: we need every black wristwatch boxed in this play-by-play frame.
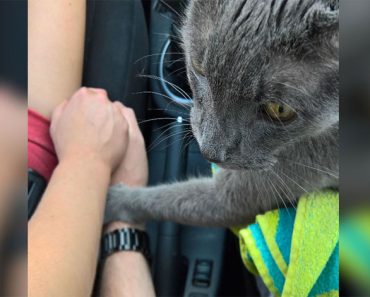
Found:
[101,228,150,261]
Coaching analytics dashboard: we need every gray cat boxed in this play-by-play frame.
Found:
[105,0,339,227]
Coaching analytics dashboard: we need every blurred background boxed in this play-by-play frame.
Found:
[340,0,370,296]
[0,0,27,296]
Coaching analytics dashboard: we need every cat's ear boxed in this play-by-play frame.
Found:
[306,0,339,33]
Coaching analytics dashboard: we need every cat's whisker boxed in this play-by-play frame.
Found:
[151,122,191,143]
[270,169,297,210]
[165,67,187,79]
[158,0,182,18]
[153,74,190,100]
[134,91,190,110]
[264,180,274,211]
[281,159,338,178]
[253,175,264,209]
[134,52,184,64]
[149,123,190,149]
[279,170,310,195]
[148,111,189,123]
[138,74,191,101]
[152,121,175,132]
[292,160,337,175]
[150,57,186,67]
[152,32,183,42]
[164,129,194,153]
[148,128,192,153]
[154,93,192,112]
[167,58,186,68]
[267,179,292,220]
[138,117,185,125]
[181,131,195,155]
[266,177,285,213]
[151,129,193,154]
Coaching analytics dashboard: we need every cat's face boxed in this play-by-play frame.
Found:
[182,0,339,170]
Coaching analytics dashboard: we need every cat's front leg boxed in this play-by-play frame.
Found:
[104,170,270,227]
[104,178,217,226]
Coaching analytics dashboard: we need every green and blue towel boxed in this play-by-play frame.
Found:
[212,164,339,297]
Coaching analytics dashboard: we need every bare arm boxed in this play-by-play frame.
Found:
[100,108,155,297]
[99,222,155,297]
[105,135,338,228]
[28,88,129,297]
[29,156,110,297]
[28,0,86,118]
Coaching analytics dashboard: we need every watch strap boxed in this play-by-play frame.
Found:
[101,228,150,261]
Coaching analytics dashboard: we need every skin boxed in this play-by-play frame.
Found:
[28,0,86,118]
[28,0,154,294]
[29,88,130,297]
[105,0,339,227]
[100,108,155,297]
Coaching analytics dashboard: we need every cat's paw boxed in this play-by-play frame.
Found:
[104,184,145,225]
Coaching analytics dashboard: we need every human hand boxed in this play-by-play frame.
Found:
[111,107,148,187]
[50,87,129,174]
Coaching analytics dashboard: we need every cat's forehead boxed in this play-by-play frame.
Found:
[186,0,324,49]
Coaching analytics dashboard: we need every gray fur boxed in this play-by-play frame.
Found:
[105,0,339,227]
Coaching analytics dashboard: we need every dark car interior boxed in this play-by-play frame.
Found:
[82,1,263,296]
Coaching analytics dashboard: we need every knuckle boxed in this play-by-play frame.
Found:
[126,107,135,115]
[95,88,107,95]
[122,120,129,132]
[113,101,124,109]
[78,87,88,95]
[97,90,109,100]
[132,130,145,143]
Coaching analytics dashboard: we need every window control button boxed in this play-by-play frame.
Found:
[192,259,213,288]
[196,263,211,274]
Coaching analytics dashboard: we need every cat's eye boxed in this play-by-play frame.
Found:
[263,102,296,122]
[191,58,205,76]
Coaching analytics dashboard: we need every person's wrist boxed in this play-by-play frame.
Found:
[102,221,149,262]
[57,151,111,178]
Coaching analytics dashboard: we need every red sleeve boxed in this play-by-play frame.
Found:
[28,109,58,181]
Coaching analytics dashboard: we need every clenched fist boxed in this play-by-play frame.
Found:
[50,87,129,174]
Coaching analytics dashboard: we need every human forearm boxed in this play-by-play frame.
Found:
[29,156,110,297]
[28,0,86,118]
[100,252,155,297]
[99,223,155,297]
